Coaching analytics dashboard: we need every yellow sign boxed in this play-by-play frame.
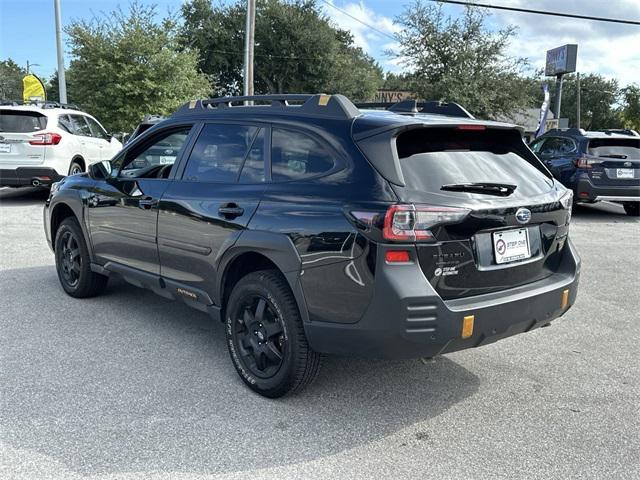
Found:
[23,74,46,103]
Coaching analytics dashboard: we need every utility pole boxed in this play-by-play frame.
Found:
[576,72,581,129]
[243,0,256,100]
[554,74,564,122]
[54,0,67,103]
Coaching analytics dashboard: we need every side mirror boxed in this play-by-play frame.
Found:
[89,160,112,180]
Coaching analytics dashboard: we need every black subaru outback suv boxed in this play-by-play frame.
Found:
[44,94,580,397]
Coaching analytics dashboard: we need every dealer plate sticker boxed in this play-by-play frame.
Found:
[493,228,531,264]
[616,168,634,179]
[0,143,11,153]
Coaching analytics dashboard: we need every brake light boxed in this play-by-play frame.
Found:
[29,132,62,146]
[383,204,470,242]
[575,155,601,169]
[457,125,486,131]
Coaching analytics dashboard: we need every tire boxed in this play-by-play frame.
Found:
[623,202,639,216]
[225,269,320,398]
[68,160,84,176]
[54,217,108,298]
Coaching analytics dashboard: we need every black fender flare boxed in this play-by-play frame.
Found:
[49,189,95,261]
[214,230,310,324]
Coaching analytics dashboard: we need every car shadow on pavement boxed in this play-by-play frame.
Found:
[572,201,638,224]
[0,186,50,205]
[1,266,479,477]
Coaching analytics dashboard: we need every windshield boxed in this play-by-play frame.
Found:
[0,110,47,133]
[587,138,640,159]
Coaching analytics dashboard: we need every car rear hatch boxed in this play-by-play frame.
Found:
[0,109,48,166]
[581,137,640,187]
[357,124,572,301]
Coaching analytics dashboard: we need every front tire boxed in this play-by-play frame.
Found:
[54,217,108,298]
[225,270,320,398]
[623,202,639,216]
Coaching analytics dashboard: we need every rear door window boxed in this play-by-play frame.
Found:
[0,110,47,132]
[587,138,640,159]
[395,128,552,197]
[239,128,266,183]
[182,124,259,183]
[271,128,335,181]
[539,137,576,156]
[70,115,92,137]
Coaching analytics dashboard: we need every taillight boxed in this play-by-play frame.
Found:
[29,132,62,146]
[575,155,601,169]
[382,204,470,242]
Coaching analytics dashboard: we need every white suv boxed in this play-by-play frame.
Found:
[0,104,122,187]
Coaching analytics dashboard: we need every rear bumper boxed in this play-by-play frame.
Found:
[574,176,640,203]
[305,238,581,359]
[0,167,62,187]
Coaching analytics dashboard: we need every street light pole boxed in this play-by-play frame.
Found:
[243,0,256,99]
[54,0,67,103]
[576,72,581,129]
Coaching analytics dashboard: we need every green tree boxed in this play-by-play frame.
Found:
[0,59,27,100]
[390,1,536,118]
[550,74,621,129]
[64,2,211,132]
[180,0,383,100]
[618,84,640,131]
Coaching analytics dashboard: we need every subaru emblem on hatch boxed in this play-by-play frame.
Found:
[515,208,531,224]
[624,161,632,167]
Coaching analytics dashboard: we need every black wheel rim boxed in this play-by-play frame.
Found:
[59,231,81,288]
[232,295,286,379]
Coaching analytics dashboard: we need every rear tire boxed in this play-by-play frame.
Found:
[623,202,639,216]
[225,269,320,398]
[68,160,84,176]
[54,217,108,298]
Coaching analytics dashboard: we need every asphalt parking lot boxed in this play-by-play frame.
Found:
[1,186,638,480]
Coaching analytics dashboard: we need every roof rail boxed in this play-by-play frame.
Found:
[590,128,640,137]
[173,94,360,120]
[0,99,81,111]
[355,100,475,119]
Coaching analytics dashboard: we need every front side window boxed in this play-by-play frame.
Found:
[182,124,259,183]
[271,128,335,181]
[539,137,576,156]
[118,127,192,179]
[86,117,110,141]
[70,115,92,137]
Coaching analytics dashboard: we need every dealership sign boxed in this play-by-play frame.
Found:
[545,44,578,76]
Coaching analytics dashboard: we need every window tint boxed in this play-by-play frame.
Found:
[587,138,640,159]
[183,124,258,183]
[239,128,265,183]
[539,137,576,156]
[58,114,73,133]
[0,110,47,132]
[70,115,92,137]
[85,117,110,140]
[120,128,191,177]
[529,139,544,153]
[271,128,335,181]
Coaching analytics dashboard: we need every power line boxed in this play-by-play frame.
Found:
[318,0,398,41]
[431,0,640,26]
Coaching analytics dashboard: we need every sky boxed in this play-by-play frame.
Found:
[1,0,639,86]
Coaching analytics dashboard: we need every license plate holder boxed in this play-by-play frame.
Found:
[616,168,634,179]
[0,143,11,153]
[493,228,531,265]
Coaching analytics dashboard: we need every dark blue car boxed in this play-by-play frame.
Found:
[530,129,640,216]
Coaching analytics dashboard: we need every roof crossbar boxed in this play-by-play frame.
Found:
[174,94,360,120]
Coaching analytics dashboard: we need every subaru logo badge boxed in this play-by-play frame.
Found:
[624,161,632,167]
[515,208,531,224]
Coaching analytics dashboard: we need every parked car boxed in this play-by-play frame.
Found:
[530,128,640,216]
[0,102,122,188]
[44,94,580,397]
[125,114,165,145]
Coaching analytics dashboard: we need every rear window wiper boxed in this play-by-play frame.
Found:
[440,182,517,196]
[597,154,628,159]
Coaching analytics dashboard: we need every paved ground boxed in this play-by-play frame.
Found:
[1,186,639,480]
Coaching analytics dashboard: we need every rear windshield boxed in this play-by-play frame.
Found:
[0,110,47,133]
[587,138,640,159]
[395,128,553,197]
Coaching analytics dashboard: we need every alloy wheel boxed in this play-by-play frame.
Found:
[59,231,81,287]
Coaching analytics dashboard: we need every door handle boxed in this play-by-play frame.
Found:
[139,198,158,210]
[218,202,244,218]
